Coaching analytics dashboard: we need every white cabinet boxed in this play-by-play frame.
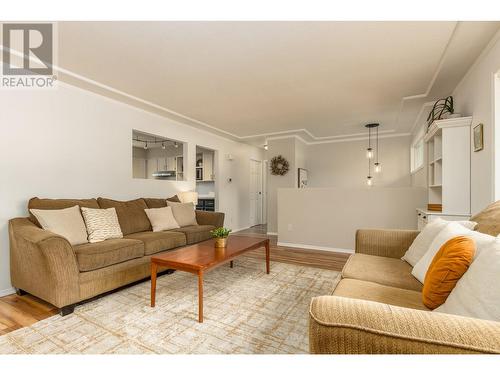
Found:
[196,151,215,181]
[424,117,472,216]
[202,152,214,181]
[166,156,176,171]
[416,208,471,230]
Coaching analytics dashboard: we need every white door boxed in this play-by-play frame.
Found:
[249,159,263,226]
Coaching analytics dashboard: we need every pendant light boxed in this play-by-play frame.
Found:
[365,123,380,185]
[374,125,381,173]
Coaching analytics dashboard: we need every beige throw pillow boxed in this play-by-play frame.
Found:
[81,207,123,243]
[402,218,477,267]
[144,206,180,232]
[166,201,197,227]
[435,238,500,321]
[30,205,88,246]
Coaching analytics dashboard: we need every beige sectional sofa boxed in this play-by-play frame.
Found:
[9,196,224,315]
[309,205,500,354]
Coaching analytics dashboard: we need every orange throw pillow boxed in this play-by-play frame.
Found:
[422,236,475,309]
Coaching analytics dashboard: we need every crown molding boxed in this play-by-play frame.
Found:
[0,21,471,146]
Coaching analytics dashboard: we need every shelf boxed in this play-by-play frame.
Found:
[196,179,215,183]
[429,184,442,188]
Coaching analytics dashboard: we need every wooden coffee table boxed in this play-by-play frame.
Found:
[150,236,270,322]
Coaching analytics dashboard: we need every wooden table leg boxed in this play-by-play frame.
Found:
[198,270,204,323]
[230,260,233,268]
[265,239,270,274]
[150,262,157,307]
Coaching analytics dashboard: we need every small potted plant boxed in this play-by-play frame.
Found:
[211,227,232,248]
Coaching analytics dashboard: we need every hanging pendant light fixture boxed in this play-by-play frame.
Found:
[374,125,381,173]
[365,123,380,185]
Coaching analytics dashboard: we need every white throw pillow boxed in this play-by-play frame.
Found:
[144,206,180,232]
[435,237,500,321]
[411,221,496,283]
[402,218,477,266]
[81,207,123,243]
[30,205,88,246]
[166,201,197,227]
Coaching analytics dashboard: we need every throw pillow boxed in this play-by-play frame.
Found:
[402,218,477,266]
[166,201,197,227]
[97,198,151,235]
[412,221,496,283]
[81,207,123,243]
[422,236,475,309]
[435,238,500,321]
[470,200,500,236]
[144,206,180,232]
[29,205,88,246]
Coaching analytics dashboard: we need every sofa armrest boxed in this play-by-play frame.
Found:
[195,210,225,228]
[355,229,419,259]
[309,296,500,354]
[9,218,80,307]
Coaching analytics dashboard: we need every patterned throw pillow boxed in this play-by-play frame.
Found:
[81,207,123,243]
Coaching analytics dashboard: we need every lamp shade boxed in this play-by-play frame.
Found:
[178,191,199,205]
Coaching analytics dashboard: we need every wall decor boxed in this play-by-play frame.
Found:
[473,123,484,152]
[270,155,290,176]
[298,168,308,188]
[426,96,456,129]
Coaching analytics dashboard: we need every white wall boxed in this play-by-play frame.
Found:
[277,187,427,251]
[453,32,500,214]
[0,82,264,295]
[266,138,297,233]
[306,136,412,188]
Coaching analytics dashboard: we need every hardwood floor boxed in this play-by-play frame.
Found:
[235,225,350,271]
[0,224,349,336]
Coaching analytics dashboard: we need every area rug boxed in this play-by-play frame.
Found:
[0,257,339,354]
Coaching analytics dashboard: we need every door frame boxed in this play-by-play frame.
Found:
[250,158,264,226]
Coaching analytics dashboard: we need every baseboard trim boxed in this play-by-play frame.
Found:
[277,241,354,254]
[0,287,15,297]
[231,226,251,233]
[266,232,278,236]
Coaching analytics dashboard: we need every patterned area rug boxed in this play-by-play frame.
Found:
[0,257,338,354]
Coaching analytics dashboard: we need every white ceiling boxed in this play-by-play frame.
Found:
[51,22,500,145]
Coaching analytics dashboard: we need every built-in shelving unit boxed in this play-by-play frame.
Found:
[423,116,472,216]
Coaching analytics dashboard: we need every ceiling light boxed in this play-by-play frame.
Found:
[174,142,179,148]
[364,123,380,184]
[162,142,166,150]
[264,145,268,150]
[144,142,148,150]
[366,176,373,186]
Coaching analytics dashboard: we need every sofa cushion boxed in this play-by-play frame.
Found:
[470,200,500,236]
[343,253,422,291]
[143,195,180,209]
[30,205,89,246]
[125,231,186,255]
[171,225,215,244]
[333,278,429,311]
[97,198,151,235]
[28,197,99,227]
[74,238,144,272]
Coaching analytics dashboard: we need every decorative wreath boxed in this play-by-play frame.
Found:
[270,155,290,176]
